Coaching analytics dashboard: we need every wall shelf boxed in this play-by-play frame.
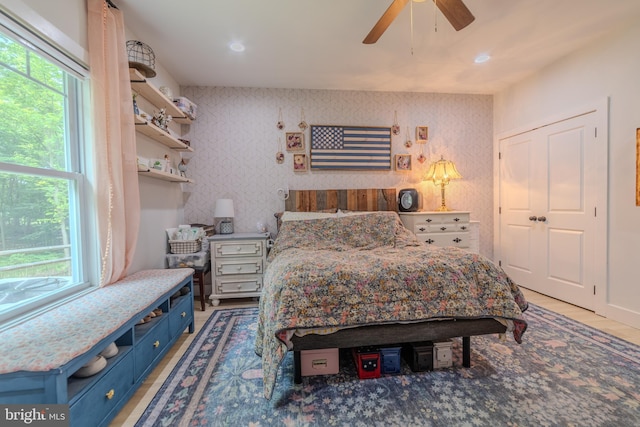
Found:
[137,166,194,183]
[131,68,194,186]
[129,68,192,124]
[134,115,193,151]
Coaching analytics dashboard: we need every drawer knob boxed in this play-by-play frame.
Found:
[237,284,242,289]
[461,226,467,230]
[236,246,242,251]
[237,267,242,271]
[454,218,460,222]
[418,227,426,231]
[153,340,160,348]
[106,389,115,400]
[425,218,432,223]
[453,238,462,243]
[440,227,447,231]
[425,239,434,244]
[181,311,186,317]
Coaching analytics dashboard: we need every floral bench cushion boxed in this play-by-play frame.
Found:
[0,268,193,374]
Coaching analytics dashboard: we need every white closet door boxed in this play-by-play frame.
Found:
[499,112,600,310]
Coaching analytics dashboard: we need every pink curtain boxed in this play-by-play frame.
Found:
[87,0,140,286]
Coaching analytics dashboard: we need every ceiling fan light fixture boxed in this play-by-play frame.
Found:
[474,53,490,64]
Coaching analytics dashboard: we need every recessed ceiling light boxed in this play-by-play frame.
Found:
[229,42,245,52]
[474,53,490,64]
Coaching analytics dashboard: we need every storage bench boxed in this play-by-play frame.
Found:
[0,268,195,427]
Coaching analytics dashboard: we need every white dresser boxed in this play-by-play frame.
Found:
[399,211,475,252]
[209,232,269,306]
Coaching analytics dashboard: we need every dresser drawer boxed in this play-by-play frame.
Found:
[214,276,263,295]
[417,232,469,248]
[413,212,470,225]
[213,240,263,258]
[414,223,469,234]
[215,258,263,276]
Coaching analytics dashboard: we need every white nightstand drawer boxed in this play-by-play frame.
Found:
[414,223,469,234]
[413,212,470,225]
[215,259,263,276]
[214,241,263,258]
[214,277,263,294]
[417,232,469,248]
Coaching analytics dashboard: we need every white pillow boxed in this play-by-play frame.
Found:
[280,211,336,222]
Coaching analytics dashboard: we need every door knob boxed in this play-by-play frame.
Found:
[537,216,547,222]
[529,216,538,221]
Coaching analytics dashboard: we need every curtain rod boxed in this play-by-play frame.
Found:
[106,0,118,9]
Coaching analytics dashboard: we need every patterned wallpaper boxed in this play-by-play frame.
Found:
[179,87,494,257]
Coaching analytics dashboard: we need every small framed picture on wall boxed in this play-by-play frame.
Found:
[395,154,412,171]
[293,153,308,172]
[286,132,305,152]
[416,126,428,144]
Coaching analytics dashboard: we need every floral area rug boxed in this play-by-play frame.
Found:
[135,305,640,427]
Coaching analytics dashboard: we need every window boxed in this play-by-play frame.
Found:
[0,21,95,325]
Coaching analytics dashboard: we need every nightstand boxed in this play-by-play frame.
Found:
[399,211,472,251]
[209,232,269,306]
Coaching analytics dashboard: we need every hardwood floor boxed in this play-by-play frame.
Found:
[110,289,640,426]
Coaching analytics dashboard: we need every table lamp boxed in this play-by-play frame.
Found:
[214,199,235,234]
[424,156,462,211]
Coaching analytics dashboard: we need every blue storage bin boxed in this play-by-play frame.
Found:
[380,346,402,374]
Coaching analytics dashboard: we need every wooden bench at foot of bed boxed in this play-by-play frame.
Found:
[291,318,507,383]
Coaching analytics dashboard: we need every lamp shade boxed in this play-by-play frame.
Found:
[424,156,462,185]
[214,199,235,218]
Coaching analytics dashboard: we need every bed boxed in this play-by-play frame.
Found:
[255,188,528,399]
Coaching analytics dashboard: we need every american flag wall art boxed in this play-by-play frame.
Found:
[310,125,391,170]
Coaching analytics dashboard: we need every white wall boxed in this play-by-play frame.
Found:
[180,87,496,257]
[494,21,640,328]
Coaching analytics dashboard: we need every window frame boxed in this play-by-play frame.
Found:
[0,11,98,327]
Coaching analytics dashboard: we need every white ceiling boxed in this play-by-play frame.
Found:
[116,0,640,94]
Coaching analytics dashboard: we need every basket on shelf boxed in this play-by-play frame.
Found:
[127,40,156,78]
[168,239,201,254]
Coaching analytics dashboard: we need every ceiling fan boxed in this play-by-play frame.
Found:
[363,0,475,44]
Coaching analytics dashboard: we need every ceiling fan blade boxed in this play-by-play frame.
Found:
[433,0,475,31]
[363,0,410,44]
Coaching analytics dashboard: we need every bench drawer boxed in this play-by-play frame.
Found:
[134,317,170,379]
[70,351,134,426]
[170,295,193,338]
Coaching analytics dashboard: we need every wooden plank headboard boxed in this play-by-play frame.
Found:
[284,188,397,212]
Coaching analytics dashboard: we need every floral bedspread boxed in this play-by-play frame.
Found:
[255,211,528,399]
